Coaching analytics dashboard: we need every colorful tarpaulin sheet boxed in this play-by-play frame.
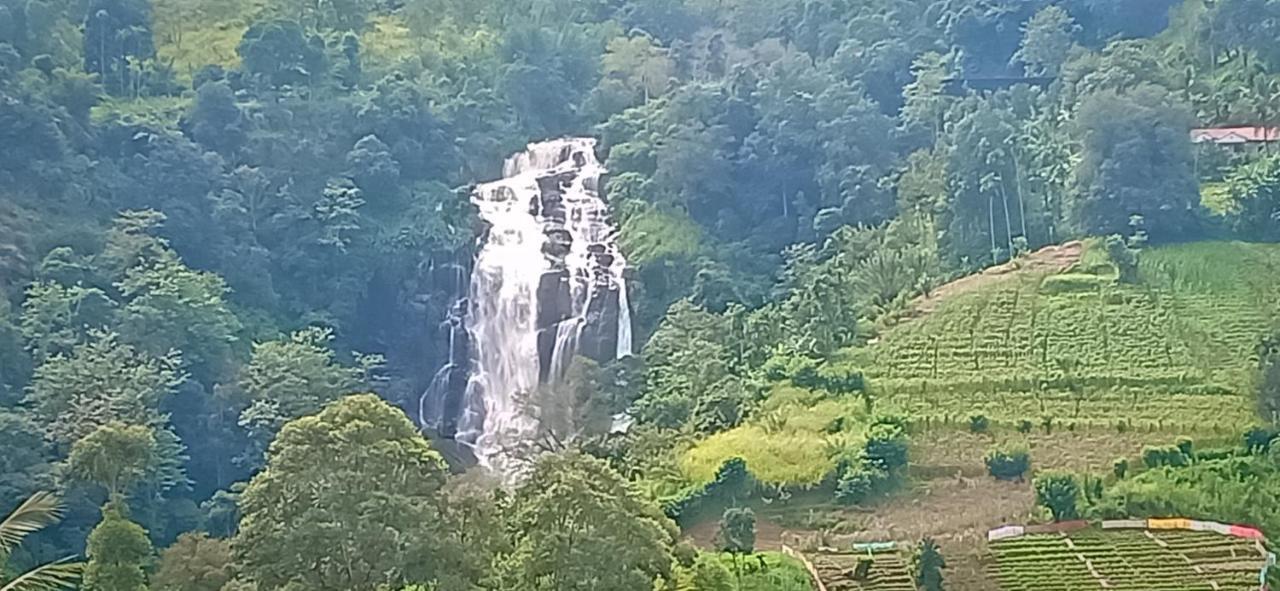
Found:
[1148,518,1193,530]
[988,526,1025,541]
[1101,519,1146,529]
[1230,525,1265,539]
[852,542,896,553]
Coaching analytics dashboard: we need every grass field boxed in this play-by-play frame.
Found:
[848,241,1280,432]
[680,386,871,486]
[989,529,1268,591]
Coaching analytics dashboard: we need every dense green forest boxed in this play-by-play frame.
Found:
[4,0,1280,589]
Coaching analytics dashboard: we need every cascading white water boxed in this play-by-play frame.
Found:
[452,137,633,474]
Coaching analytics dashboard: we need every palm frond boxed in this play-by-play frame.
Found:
[0,493,63,556]
[0,559,84,591]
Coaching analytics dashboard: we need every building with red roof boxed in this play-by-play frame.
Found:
[1191,126,1280,144]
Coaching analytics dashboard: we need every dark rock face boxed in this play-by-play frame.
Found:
[578,282,621,361]
[531,162,625,375]
[417,265,473,439]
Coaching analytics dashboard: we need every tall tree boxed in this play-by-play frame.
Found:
[83,0,156,95]
[1071,85,1201,240]
[25,331,183,451]
[233,394,451,591]
[1012,6,1079,77]
[151,533,232,591]
[65,423,157,497]
[498,451,677,591]
[82,499,153,591]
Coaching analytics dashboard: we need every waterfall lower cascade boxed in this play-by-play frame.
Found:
[420,138,633,475]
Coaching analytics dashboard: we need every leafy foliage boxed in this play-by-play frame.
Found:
[0,493,82,591]
[66,423,157,496]
[912,538,947,591]
[83,499,152,591]
[1034,472,1081,521]
[151,533,232,591]
[498,451,677,591]
[984,444,1032,481]
[233,395,448,591]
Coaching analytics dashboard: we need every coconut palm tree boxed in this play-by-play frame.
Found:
[0,492,83,591]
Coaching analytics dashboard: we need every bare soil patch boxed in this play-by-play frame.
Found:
[907,241,1084,319]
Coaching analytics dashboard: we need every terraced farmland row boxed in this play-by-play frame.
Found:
[852,242,1280,430]
[810,549,916,591]
[989,530,1267,591]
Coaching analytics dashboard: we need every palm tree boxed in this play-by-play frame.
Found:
[0,493,83,591]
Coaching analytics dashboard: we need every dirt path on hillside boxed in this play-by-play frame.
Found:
[906,241,1085,319]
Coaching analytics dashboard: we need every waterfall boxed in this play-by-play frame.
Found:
[423,138,632,475]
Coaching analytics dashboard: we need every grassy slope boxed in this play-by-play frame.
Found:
[153,0,268,78]
[682,241,1277,489]
[151,0,414,84]
[680,386,870,486]
[850,241,1280,432]
[679,241,1277,591]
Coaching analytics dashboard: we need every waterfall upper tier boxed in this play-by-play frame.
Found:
[419,137,633,475]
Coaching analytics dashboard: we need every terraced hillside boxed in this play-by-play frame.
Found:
[852,242,1280,431]
[989,529,1268,591]
[811,548,916,591]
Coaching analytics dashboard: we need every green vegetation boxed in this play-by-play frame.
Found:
[990,530,1267,591]
[676,552,812,591]
[0,493,83,591]
[912,539,946,591]
[985,444,1032,481]
[1034,472,1081,521]
[850,241,1280,431]
[7,0,1280,588]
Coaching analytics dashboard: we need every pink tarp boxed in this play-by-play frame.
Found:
[1230,525,1265,539]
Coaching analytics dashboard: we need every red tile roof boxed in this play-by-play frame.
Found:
[1191,127,1280,144]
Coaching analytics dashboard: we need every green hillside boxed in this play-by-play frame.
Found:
[679,241,1278,489]
[851,241,1280,431]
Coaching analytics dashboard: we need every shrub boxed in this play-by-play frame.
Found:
[816,364,866,394]
[968,414,990,434]
[762,352,821,388]
[1034,472,1081,521]
[1113,458,1128,480]
[912,538,946,591]
[984,444,1031,481]
[1245,427,1277,454]
[1017,420,1033,434]
[834,465,875,505]
[1175,437,1194,459]
[1142,445,1188,469]
[1105,234,1139,283]
[864,423,909,472]
[717,507,756,555]
[660,457,752,522]
[672,541,698,568]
